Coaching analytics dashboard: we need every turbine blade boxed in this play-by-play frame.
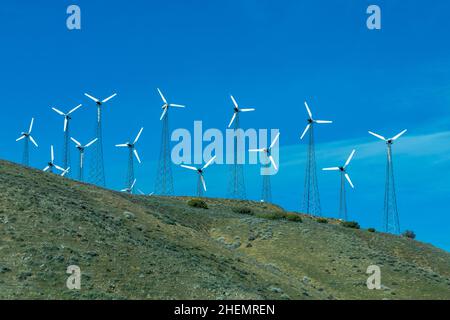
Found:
[85,138,98,148]
[181,165,198,171]
[54,165,65,172]
[228,113,237,128]
[391,129,407,141]
[202,155,217,170]
[131,179,137,189]
[249,149,264,152]
[160,107,168,121]
[102,93,117,103]
[43,166,50,172]
[300,124,311,140]
[51,145,54,162]
[137,189,145,195]
[133,127,144,144]
[269,155,278,171]
[169,104,185,108]
[230,95,239,109]
[304,101,313,118]
[68,104,82,114]
[157,88,167,104]
[270,132,280,149]
[29,136,38,147]
[63,118,68,132]
[344,149,356,168]
[70,137,82,146]
[345,173,354,189]
[80,153,84,169]
[84,93,100,102]
[239,108,255,112]
[315,120,333,124]
[52,108,65,116]
[16,135,25,142]
[115,144,128,147]
[322,167,340,171]
[201,175,207,192]
[29,118,34,133]
[133,149,142,164]
[368,131,386,141]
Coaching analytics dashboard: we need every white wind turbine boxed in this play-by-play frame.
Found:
[116,127,144,191]
[51,104,82,132]
[300,101,333,140]
[368,129,407,234]
[157,88,185,120]
[228,95,256,128]
[180,156,217,197]
[16,117,38,166]
[70,137,98,181]
[249,132,280,171]
[121,178,137,194]
[84,93,117,122]
[323,149,356,221]
[43,145,65,174]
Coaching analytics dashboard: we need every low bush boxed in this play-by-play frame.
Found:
[285,213,302,222]
[342,221,360,229]
[187,199,208,209]
[316,218,328,224]
[367,228,376,233]
[255,212,281,220]
[233,207,253,215]
[402,230,416,239]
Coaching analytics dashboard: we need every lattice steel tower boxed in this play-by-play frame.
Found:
[116,128,143,194]
[369,129,407,234]
[52,104,82,177]
[226,95,255,200]
[300,101,332,215]
[84,92,117,187]
[322,149,356,221]
[155,88,186,195]
[16,118,38,167]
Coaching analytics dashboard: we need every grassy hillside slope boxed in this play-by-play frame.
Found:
[0,160,449,299]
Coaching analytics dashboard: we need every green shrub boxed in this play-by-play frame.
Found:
[187,199,208,209]
[233,207,253,215]
[367,228,376,233]
[255,212,282,220]
[402,230,416,239]
[342,221,360,229]
[285,213,302,222]
[316,218,328,224]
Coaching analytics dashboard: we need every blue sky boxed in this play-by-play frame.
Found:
[0,1,449,250]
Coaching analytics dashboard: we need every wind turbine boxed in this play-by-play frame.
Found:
[121,178,137,194]
[300,101,332,216]
[138,189,154,196]
[368,129,407,234]
[84,92,117,186]
[227,95,255,128]
[323,149,356,221]
[157,88,185,121]
[181,156,217,197]
[249,132,280,203]
[155,88,185,196]
[43,145,65,174]
[116,127,144,192]
[16,117,38,166]
[70,137,98,182]
[52,104,82,174]
[227,95,255,200]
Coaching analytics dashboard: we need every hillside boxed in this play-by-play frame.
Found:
[0,160,449,300]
